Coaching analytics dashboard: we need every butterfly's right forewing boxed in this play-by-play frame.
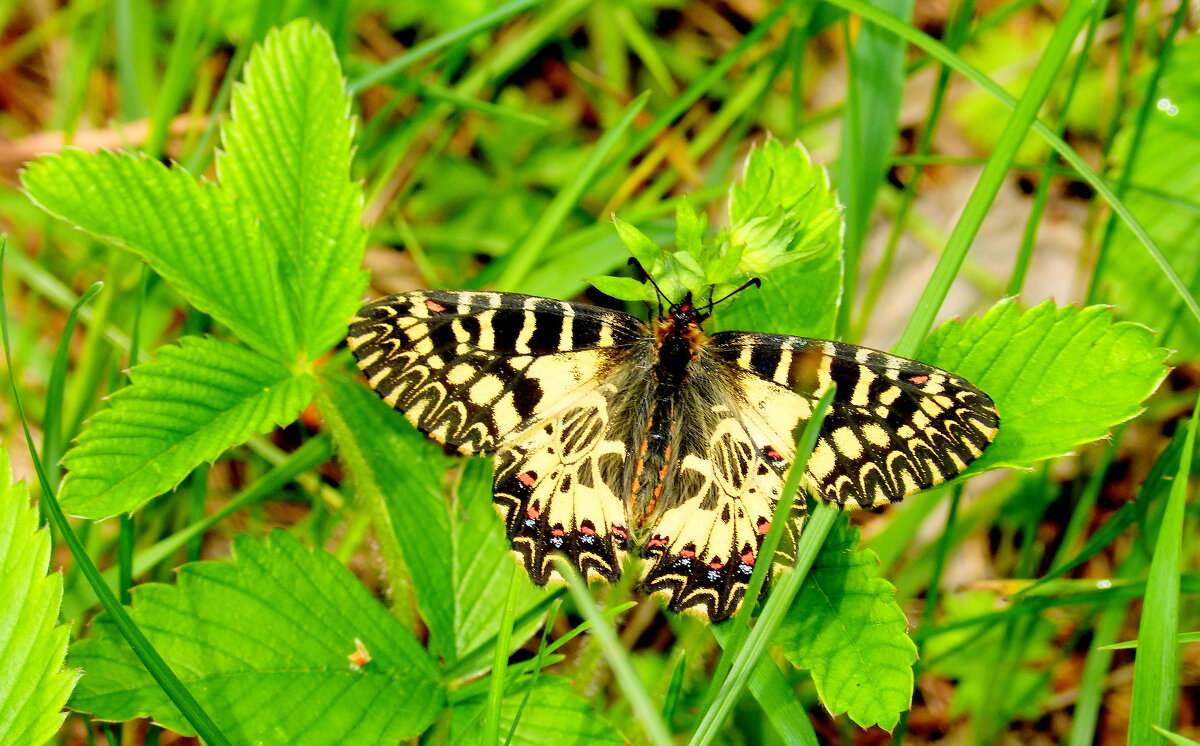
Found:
[712,331,999,509]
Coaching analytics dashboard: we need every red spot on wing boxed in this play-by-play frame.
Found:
[580,523,597,535]
[709,560,724,570]
[611,524,629,539]
[765,448,783,462]
[756,518,770,535]
[551,528,565,537]
[526,506,540,521]
[425,299,447,313]
[680,549,696,559]
[647,537,668,549]
[740,550,756,565]
[908,374,929,385]
[518,471,537,487]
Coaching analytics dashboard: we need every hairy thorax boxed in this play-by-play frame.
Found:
[627,315,712,526]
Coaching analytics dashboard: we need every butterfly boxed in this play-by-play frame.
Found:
[347,288,998,622]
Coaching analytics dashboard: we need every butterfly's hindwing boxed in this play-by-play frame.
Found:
[712,331,999,508]
[493,383,633,584]
[638,404,803,622]
[348,290,645,453]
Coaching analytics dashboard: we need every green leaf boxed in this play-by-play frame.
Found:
[450,459,547,666]
[713,246,842,340]
[715,138,843,340]
[918,299,1170,472]
[60,336,317,518]
[612,215,662,270]
[0,449,76,745]
[451,676,626,745]
[776,517,916,731]
[674,198,706,256]
[729,138,842,277]
[588,275,657,304]
[22,149,298,361]
[68,531,443,743]
[319,373,455,655]
[321,374,545,664]
[1101,37,1200,357]
[219,20,367,360]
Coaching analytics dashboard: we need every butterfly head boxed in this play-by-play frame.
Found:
[667,293,709,328]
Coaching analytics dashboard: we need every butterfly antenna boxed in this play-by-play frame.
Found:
[627,257,671,317]
[705,277,762,312]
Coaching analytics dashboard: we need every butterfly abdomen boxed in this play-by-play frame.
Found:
[629,312,711,523]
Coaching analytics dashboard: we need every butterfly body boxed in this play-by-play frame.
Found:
[348,289,998,621]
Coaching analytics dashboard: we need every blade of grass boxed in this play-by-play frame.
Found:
[348,0,543,94]
[1,241,231,746]
[502,601,561,743]
[447,600,635,700]
[1012,503,1137,600]
[41,281,102,484]
[882,0,1095,356]
[113,0,152,120]
[1068,600,1130,746]
[690,386,837,746]
[918,572,1200,646]
[693,505,839,746]
[143,0,210,159]
[706,625,822,746]
[836,0,912,337]
[1054,430,1123,567]
[484,563,521,745]
[493,91,649,289]
[180,0,276,174]
[1153,726,1200,746]
[610,0,797,171]
[855,0,976,339]
[1128,390,1197,739]
[1085,0,1190,305]
[1101,632,1200,651]
[660,651,686,724]
[557,559,674,746]
[746,655,819,746]
[1007,1,1104,296]
[828,0,1200,330]
[894,483,965,741]
[1101,0,1139,150]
